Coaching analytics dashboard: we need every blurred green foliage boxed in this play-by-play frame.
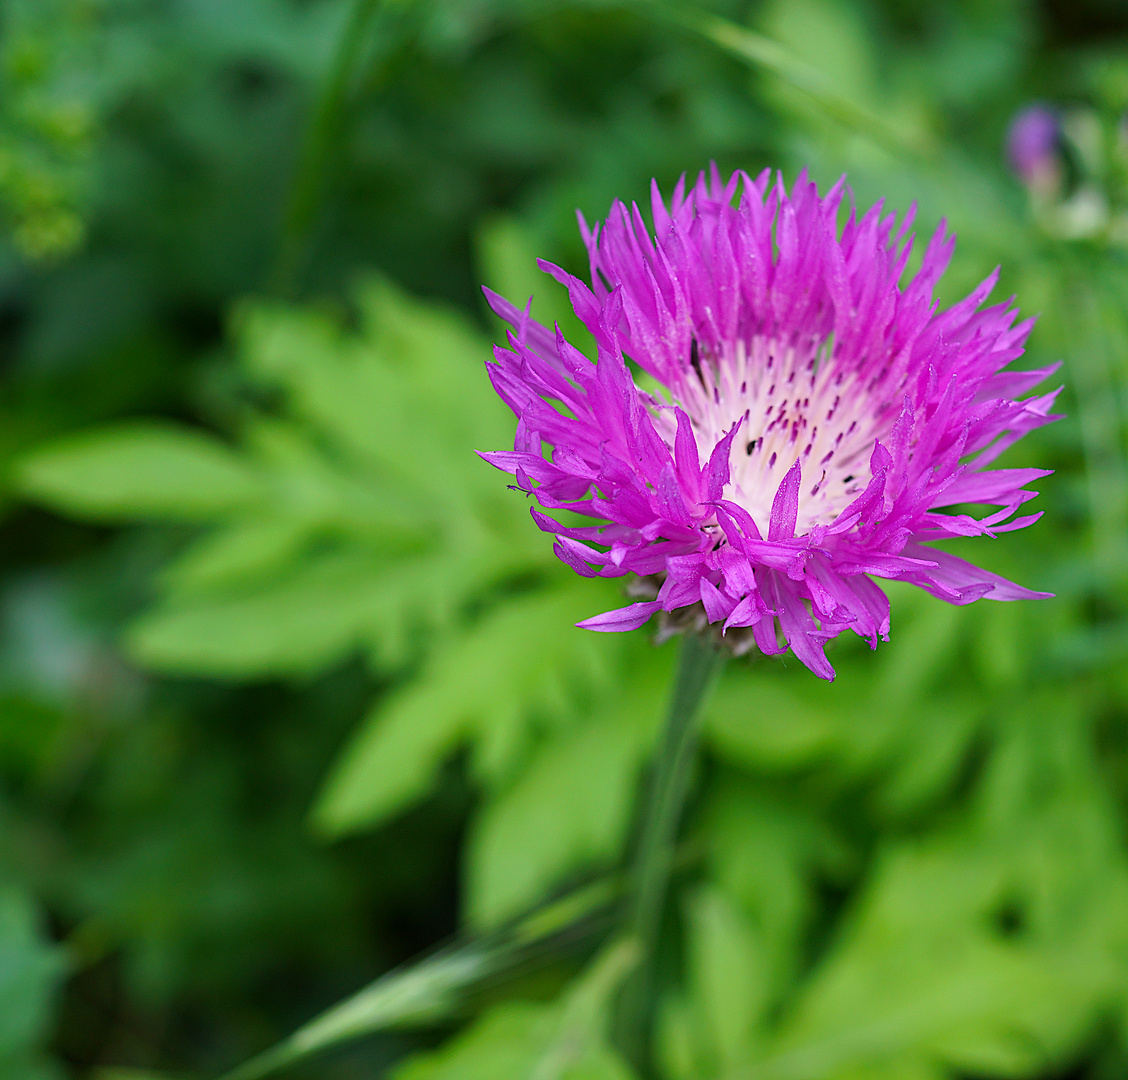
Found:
[0,0,97,260]
[0,0,1126,1078]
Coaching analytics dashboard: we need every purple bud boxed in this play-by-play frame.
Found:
[1006,105,1061,185]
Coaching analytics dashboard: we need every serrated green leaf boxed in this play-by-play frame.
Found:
[128,550,392,677]
[131,546,518,677]
[739,828,1096,1080]
[239,277,513,489]
[312,583,622,836]
[17,278,559,683]
[14,423,264,521]
[466,647,669,928]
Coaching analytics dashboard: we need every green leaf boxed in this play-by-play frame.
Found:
[705,670,840,772]
[158,517,310,597]
[683,885,769,1070]
[759,0,878,108]
[705,588,982,819]
[238,277,513,489]
[312,583,623,836]
[465,646,669,928]
[0,886,67,1062]
[15,423,264,521]
[18,278,554,681]
[392,939,639,1080]
[129,550,401,677]
[744,832,1092,1080]
[129,547,512,677]
[704,785,847,995]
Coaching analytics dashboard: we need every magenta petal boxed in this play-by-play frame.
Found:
[578,601,664,632]
[901,542,1053,602]
[768,460,802,541]
[700,578,735,622]
[933,467,1052,507]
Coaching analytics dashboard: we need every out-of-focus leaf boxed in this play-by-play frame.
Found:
[683,886,769,1070]
[130,550,400,677]
[15,424,265,521]
[465,646,668,928]
[0,0,99,259]
[705,588,981,817]
[672,4,930,160]
[760,0,878,108]
[0,886,67,1073]
[128,547,514,678]
[704,786,847,998]
[392,939,639,1080]
[20,276,550,678]
[746,839,1059,1080]
[93,1072,174,1080]
[312,584,623,837]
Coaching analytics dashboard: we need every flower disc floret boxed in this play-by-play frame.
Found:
[481,168,1059,680]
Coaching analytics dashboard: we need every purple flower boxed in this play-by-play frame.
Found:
[481,169,1059,680]
[1007,105,1061,187]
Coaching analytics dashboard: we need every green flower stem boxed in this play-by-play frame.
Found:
[616,631,725,1072]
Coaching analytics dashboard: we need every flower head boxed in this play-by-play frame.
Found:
[481,169,1059,679]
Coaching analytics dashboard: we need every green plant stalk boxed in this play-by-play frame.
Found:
[219,947,491,1080]
[214,875,622,1080]
[270,0,383,296]
[615,631,725,1073]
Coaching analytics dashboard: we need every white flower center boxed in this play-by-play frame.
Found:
[650,337,891,535]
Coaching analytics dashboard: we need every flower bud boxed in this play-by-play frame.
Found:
[1007,105,1062,195]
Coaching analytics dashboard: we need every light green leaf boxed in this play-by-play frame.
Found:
[131,544,515,676]
[684,886,770,1070]
[759,0,878,108]
[393,939,638,1080]
[741,837,1071,1080]
[656,994,698,1080]
[396,1006,558,1080]
[312,583,622,836]
[706,588,982,818]
[129,550,396,677]
[705,786,846,996]
[239,277,513,486]
[705,671,840,771]
[15,423,264,521]
[158,517,310,597]
[466,648,669,928]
